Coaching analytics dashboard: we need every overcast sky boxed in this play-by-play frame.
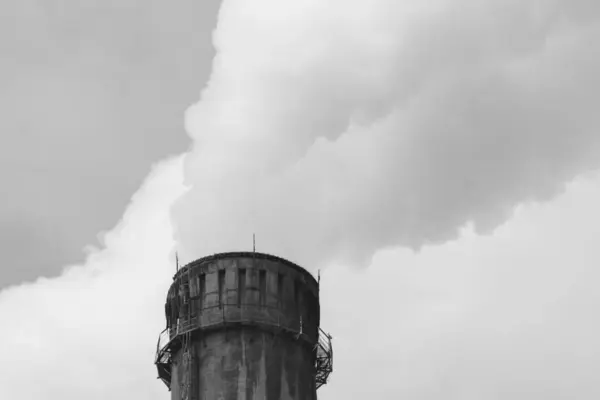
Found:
[1,1,600,399]
[0,0,219,288]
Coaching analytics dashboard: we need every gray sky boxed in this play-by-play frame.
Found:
[0,0,219,288]
[2,1,600,399]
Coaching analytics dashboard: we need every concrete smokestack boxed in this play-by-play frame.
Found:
[155,252,333,400]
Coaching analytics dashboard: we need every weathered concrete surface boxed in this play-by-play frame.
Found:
[171,330,316,400]
[166,253,319,400]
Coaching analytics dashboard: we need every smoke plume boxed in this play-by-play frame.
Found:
[172,0,600,269]
[0,157,186,399]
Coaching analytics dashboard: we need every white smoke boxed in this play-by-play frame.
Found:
[318,172,600,399]
[173,0,600,269]
[0,156,186,399]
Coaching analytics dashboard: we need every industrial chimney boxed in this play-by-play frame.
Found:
[155,252,333,400]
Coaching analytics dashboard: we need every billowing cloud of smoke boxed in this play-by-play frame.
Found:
[1,159,600,399]
[0,157,186,399]
[318,172,600,399]
[173,0,600,269]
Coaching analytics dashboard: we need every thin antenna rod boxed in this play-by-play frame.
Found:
[253,233,256,252]
[175,252,179,273]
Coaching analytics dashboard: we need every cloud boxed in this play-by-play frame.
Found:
[1,159,600,399]
[0,156,186,399]
[318,170,600,399]
[172,0,600,269]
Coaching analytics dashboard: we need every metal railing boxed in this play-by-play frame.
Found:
[315,327,333,389]
[168,302,311,340]
[155,328,172,364]
[155,302,333,390]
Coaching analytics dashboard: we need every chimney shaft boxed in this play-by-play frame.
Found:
[155,252,332,400]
